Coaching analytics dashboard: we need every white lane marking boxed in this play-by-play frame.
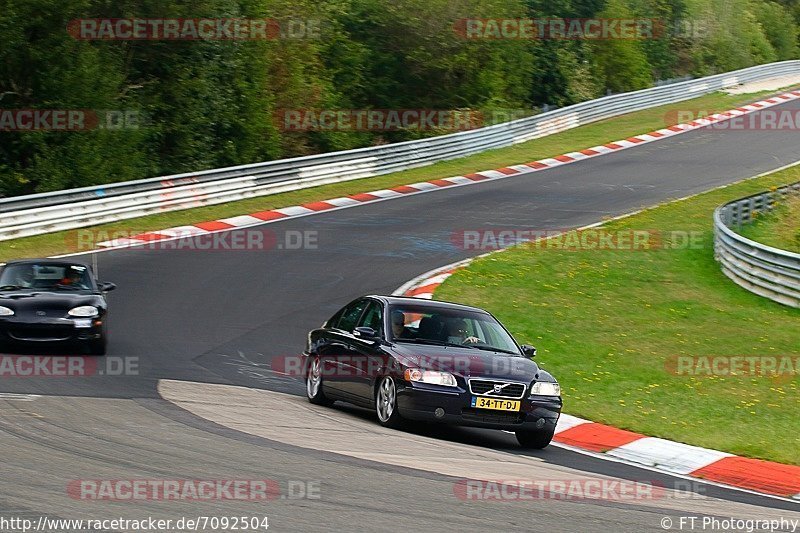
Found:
[564,152,590,161]
[324,197,362,207]
[406,181,440,191]
[547,438,799,504]
[537,158,568,166]
[367,189,403,198]
[612,140,639,148]
[273,206,314,217]
[475,170,508,179]
[606,437,733,475]
[443,176,477,185]
[0,393,40,401]
[411,292,434,299]
[554,413,591,434]
[217,215,266,227]
[586,145,615,154]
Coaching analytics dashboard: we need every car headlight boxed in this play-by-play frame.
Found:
[0,306,14,316]
[68,306,99,318]
[404,369,458,387]
[530,381,561,396]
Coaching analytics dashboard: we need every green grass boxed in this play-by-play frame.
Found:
[739,192,800,253]
[436,166,800,466]
[0,89,782,263]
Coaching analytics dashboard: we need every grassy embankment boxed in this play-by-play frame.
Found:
[437,166,800,465]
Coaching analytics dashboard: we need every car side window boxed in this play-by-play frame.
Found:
[325,308,345,328]
[335,299,369,332]
[358,302,383,337]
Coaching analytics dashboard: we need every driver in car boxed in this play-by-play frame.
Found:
[58,268,86,288]
[391,310,415,339]
[446,318,482,345]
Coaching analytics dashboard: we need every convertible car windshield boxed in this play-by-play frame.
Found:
[0,263,93,292]
[388,303,520,355]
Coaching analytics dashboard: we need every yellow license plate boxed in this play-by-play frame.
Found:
[471,397,520,411]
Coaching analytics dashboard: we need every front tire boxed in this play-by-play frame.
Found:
[306,356,333,406]
[375,376,403,428]
[516,428,555,449]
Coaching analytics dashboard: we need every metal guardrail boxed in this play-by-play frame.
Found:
[2,60,800,241]
[714,181,800,308]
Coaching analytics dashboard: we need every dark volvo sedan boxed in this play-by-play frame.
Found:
[304,295,562,448]
[0,259,115,355]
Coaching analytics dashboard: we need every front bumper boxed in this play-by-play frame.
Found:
[0,318,103,345]
[396,381,562,431]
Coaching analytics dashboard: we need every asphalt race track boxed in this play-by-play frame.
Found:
[2,98,800,531]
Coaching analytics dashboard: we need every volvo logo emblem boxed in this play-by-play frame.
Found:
[36,311,46,316]
[493,384,504,393]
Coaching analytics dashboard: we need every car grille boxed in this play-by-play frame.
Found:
[8,324,73,342]
[461,408,524,425]
[468,379,526,399]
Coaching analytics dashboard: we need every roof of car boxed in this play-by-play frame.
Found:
[3,258,93,270]
[368,295,491,314]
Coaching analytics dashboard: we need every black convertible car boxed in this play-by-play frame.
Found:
[0,259,115,355]
[304,295,562,448]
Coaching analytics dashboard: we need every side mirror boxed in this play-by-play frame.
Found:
[99,282,116,292]
[353,327,379,341]
[521,344,537,358]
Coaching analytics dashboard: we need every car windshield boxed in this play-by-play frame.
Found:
[0,263,93,292]
[388,303,520,355]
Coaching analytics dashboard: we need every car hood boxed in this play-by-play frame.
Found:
[0,291,103,318]
[389,343,542,382]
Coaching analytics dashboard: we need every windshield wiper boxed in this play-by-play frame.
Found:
[396,338,475,349]
[465,344,519,355]
[0,285,23,291]
[54,284,82,290]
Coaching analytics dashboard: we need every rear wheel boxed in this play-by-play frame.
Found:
[306,356,333,406]
[375,376,403,428]
[516,428,555,449]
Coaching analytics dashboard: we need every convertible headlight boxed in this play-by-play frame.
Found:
[404,369,458,387]
[530,381,561,396]
[68,306,99,318]
[0,306,14,316]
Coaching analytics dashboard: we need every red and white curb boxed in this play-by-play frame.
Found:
[95,90,800,248]
[392,249,800,502]
[552,414,800,500]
